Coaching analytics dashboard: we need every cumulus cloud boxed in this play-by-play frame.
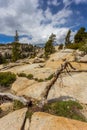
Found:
[20,37,30,43]
[63,0,72,8]
[63,0,87,7]
[47,0,60,6]
[74,0,87,4]
[0,0,79,44]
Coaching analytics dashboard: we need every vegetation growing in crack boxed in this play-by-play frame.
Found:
[17,72,27,77]
[0,107,1,112]
[17,72,54,82]
[17,73,33,79]
[26,110,33,120]
[27,74,33,79]
[35,78,44,82]
[45,74,54,80]
[13,100,25,110]
[0,72,16,87]
[43,100,86,122]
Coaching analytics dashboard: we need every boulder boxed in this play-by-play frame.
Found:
[79,55,87,63]
[0,108,27,130]
[17,81,50,100]
[37,51,44,58]
[33,57,45,63]
[0,102,13,112]
[48,72,87,104]
[11,77,36,93]
[12,77,50,100]
[30,112,87,130]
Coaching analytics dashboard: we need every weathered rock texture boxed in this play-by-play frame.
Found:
[79,55,87,63]
[24,118,30,130]
[11,77,51,100]
[0,102,13,112]
[48,72,87,104]
[12,77,36,92]
[0,108,27,130]
[17,81,50,100]
[30,112,87,130]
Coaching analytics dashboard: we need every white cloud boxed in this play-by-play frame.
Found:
[0,0,75,44]
[63,0,87,5]
[19,37,30,43]
[47,0,60,6]
[63,0,72,8]
[74,0,87,4]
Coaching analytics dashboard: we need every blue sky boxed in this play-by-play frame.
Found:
[0,0,87,44]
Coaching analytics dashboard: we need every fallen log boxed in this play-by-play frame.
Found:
[43,60,76,99]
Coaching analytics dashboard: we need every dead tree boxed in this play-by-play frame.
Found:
[0,60,76,108]
[43,60,76,100]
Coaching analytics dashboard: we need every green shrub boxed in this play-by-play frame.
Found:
[0,55,7,64]
[17,73,27,77]
[0,108,2,118]
[79,44,87,54]
[26,110,33,119]
[37,79,44,82]
[66,43,80,50]
[0,72,16,87]
[13,100,25,110]
[45,74,54,80]
[0,108,2,113]
[66,42,87,54]
[43,100,86,122]
[18,73,34,80]
[66,42,85,50]
[34,78,38,81]
[27,74,33,79]
[44,52,50,59]
[58,44,63,50]
[34,78,44,82]
[34,74,54,82]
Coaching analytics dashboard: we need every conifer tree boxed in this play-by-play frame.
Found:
[45,33,56,58]
[14,30,19,42]
[65,30,71,45]
[12,30,20,62]
[74,27,86,43]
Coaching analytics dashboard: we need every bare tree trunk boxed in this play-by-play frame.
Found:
[0,61,76,108]
[43,61,76,99]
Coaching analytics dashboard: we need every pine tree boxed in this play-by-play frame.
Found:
[12,42,20,62]
[14,30,19,42]
[0,53,3,64]
[65,30,71,45]
[45,33,56,58]
[74,27,86,43]
[12,30,20,62]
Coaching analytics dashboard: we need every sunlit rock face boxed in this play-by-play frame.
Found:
[30,112,87,130]
[0,108,27,130]
[48,72,87,104]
